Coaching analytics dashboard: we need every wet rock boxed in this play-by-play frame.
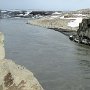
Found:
[69,35,74,41]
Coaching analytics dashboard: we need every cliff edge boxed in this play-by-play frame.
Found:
[0,32,44,90]
[69,18,90,45]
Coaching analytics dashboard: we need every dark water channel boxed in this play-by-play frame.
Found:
[0,18,90,90]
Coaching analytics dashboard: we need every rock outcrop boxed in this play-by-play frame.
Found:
[77,18,90,38]
[69,18,90,45]
[0,32,44,90]
[77,18,90,44]
[0,32,5,59]
[28,17,72,30]
[0,59,43,90]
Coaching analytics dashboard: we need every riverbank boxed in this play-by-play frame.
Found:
[1,18,90,90]
[27,16,80,36]
[0,32,44,90]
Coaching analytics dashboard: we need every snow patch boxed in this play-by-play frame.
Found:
[50,16,59,19]
[52,12,61,15]
[68,18,82,27]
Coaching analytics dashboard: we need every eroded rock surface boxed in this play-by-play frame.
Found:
[0,59,43,90]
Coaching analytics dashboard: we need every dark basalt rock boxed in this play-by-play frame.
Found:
[70,18,90,45]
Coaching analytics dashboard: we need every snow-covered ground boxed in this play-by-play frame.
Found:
[59,15,83,27]
[50,15,59,19]
[67,17,82,27]
[52,12,61,15]
[24,11,30,16]
[73,14,86,17]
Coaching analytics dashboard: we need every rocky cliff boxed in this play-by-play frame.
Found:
[77,18,90,44]
[0,32,44,90]
[77,18,90,38]
[69,18,90,45]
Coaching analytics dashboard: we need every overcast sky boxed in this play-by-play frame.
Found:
[0,0,90,11]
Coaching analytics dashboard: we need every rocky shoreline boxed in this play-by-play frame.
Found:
[71,18,90,45]
[27,17,78,37]
[28,16,90,46]
[48,28,77,37]
[28,17,75,29]
[0,32,44,90]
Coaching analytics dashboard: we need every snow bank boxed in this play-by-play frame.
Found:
[68,17,82,27]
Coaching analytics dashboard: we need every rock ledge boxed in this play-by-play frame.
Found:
[0,32,44,90]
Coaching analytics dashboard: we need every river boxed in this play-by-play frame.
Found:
[0,18,90,90]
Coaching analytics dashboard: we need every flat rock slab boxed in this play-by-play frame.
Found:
[0,59,44,90]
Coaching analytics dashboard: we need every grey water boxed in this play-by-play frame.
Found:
[0,18,90,90]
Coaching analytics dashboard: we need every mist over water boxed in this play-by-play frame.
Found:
[0,18,90,90]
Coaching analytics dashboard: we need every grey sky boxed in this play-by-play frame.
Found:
[0,0,90,10]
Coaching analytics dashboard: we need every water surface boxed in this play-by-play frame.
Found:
[0,18,90,90]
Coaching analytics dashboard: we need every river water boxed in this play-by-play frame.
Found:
[0,18,90,90]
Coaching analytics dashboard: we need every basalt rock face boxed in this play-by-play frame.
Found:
[77,19,90,39]
[0,32,44,90]
[73,19,90,44]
